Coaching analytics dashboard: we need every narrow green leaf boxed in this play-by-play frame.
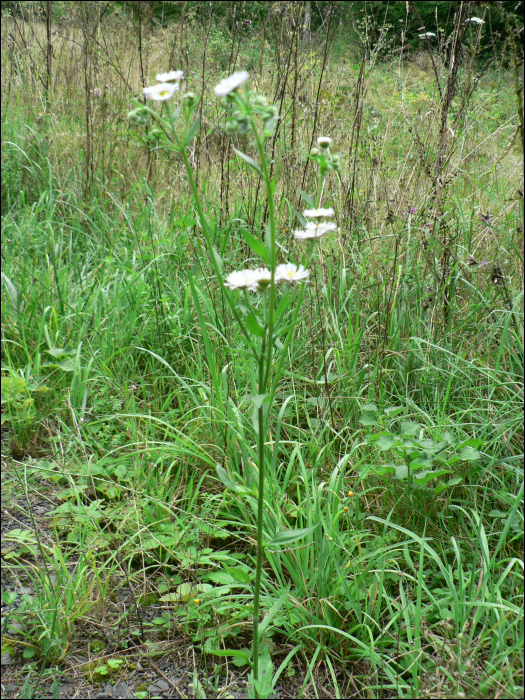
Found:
[238,228,269,265]
[297,188,315,207]
[267,524,318,547]
[185,117,200,146]
[234,148,263,177]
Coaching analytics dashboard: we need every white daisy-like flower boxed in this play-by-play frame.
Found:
[317,136,332,148]
[276,263,310,283]
[303,207,335,219]
[224,270,260,292]
[465,17,484,25]
[293,222,338,240]
[143,82,179,101]
[214,71,249,97]
[252,267,272,290]
[418,32,436,39]
[156,70,184,83]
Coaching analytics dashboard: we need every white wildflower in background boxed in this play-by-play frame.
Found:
[276,264,310,283]
[143,83,179,101]
[418,32,436,39]
[214,71,249,97]
[224,269,260,291]
[317,136,332,148]
[465,17,484,25]
[293,222,338,240]
[156,70,184,83]
[303,207,335,219]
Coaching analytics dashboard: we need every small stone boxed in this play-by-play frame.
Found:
[1,652,14,665]
[155,680,170,690]
[113,680,130,698]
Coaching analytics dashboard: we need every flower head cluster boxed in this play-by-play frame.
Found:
[418,32,436,39]
[224,263,309,292]
[276,264,309,283]
[317,136,332,149]
[214,71,249,97]
[142,69,184,102]
[465,17,484,25]
[310,136,341,174]
[127,106,150,126]
[294,207,338,240]
[156,70,184,83]
[143,82,179,101]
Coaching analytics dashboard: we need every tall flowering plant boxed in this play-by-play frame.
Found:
[130,70,340,698]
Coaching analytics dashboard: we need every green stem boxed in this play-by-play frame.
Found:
[252,128,277,391]
[253,335,267,698]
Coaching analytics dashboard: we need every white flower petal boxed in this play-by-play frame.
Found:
[276,264,310,282]
[143,82,179,101]
[214,71,249,97]
[156,70,184,83]
[293,222,338,240]
[303,207,335,219]
[317,136,332,147]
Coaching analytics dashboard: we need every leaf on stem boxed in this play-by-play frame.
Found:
[234,148,263,177]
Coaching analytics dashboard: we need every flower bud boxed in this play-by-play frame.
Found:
[310,147,319,156]
[224,120,238,135]
[184,91,197,107]
[252,94,269,108]
[317,136,332,149]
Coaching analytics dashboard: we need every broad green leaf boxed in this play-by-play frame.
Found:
[246,312,265,337]
[224,565,252,584]
[206,571,235,585]
[412,468,453,485]
[384,406,403,416]
[458,446,481,461]
[399,421,421,436]
[359,412,379,426]
[248,643,274,698]
[375,435,395,450]
[267,524,318,547]
[239,228,269,265]
[408,457,434,469]
[433,477,462,495]
[159,583,211,603]
[460,438,484,448]
[393,465,409,480]
[414,438,437,450]
[234,148,263,177]
[253,394,269,409]
[362,403,378,412]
